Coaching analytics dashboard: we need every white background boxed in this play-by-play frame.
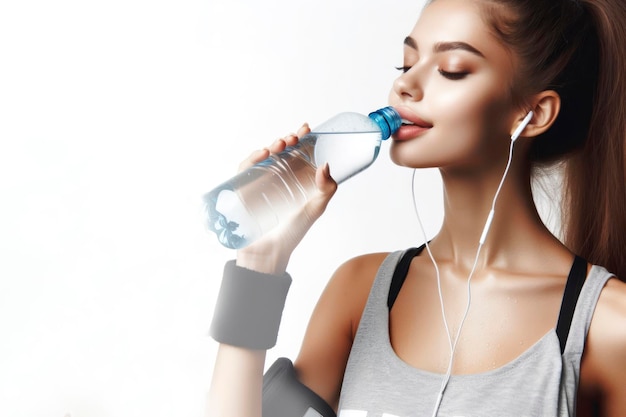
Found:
[0,1,454,416]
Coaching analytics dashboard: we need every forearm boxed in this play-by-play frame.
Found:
[208,344,266,417]
[206,261,292,417]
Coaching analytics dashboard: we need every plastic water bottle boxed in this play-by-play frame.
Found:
[204,106,401,249]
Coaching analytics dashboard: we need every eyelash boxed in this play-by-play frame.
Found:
[439,70,468,80]
[395,66,412,73]
[394,66,469,80]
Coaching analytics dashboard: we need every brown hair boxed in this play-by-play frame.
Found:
[471,0,626,279]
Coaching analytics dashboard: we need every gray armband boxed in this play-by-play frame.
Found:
[263,358,336,417]
[210,261,292,350]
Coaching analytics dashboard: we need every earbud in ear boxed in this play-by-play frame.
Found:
[511,111,534,142]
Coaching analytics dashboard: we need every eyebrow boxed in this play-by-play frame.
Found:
[403,36,485,58]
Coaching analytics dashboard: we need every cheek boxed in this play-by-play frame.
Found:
[431,79,511,143]
[389,87,512,168]
[434,81,497,119]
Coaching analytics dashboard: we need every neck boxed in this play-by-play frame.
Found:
[428,149,552,270]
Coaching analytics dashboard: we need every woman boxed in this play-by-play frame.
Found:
[208,0,626,415]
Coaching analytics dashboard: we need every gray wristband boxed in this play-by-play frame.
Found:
[210,261,292,350]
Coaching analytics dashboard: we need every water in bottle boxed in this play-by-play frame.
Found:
[204,106,401,249]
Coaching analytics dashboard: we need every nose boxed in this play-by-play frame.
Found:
[392,68,424,102]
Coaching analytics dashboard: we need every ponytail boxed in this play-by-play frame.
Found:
[563,0,626,280]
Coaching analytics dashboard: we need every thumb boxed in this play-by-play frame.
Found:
[310,162,338,214]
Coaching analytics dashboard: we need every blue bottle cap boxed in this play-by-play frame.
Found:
[368,106,402,140]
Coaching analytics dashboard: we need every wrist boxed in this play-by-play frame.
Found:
[236,248,290,275]
[210,260,292,350]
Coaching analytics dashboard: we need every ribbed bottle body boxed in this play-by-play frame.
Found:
[204,108,400,249]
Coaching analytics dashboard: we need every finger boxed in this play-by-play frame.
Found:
[296,123,310,139]
[238,123,310,173]
[313,163,338,208]
[268,138,288,154]
[238,148,269,171]
[281,123,309,149]
[317,162,337,194]
[282,133,299,148]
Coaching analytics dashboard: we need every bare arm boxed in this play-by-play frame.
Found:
[208,346,266,417]
[582,277,626,417]
[206,125,338,417]
[295,253,388,410]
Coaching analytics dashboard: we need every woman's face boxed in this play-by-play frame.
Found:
[388,0,520,174]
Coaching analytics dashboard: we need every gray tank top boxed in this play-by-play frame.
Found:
[338,249,614,417]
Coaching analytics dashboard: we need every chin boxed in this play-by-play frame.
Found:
[389,149,429,169]
[389,140,424,168]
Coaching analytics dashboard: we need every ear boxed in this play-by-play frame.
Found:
[511,90,561,138]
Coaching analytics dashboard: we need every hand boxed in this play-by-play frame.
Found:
[236,123,338,274]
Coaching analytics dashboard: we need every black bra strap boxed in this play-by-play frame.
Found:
[387,245,425,310]
[555,255,588,354]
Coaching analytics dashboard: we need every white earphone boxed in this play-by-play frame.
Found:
[480,110,534,243]
[511,110,534,142]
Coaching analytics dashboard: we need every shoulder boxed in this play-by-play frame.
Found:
[588,274,626,357]
[583,274,626,412]
[303,251,394,331]
[326,251,392,302]
[323,252,394,335]
[293,251,393,408]
[332,251,393,285]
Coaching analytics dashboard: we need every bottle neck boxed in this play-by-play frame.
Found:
[368,107,401,139]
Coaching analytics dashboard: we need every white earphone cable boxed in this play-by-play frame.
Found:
[410,130,519,417]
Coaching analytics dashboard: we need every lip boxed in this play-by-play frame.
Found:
[392,106,433,141]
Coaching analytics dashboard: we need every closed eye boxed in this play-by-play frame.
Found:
[438,69,469,80]
[396,66,469,81]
